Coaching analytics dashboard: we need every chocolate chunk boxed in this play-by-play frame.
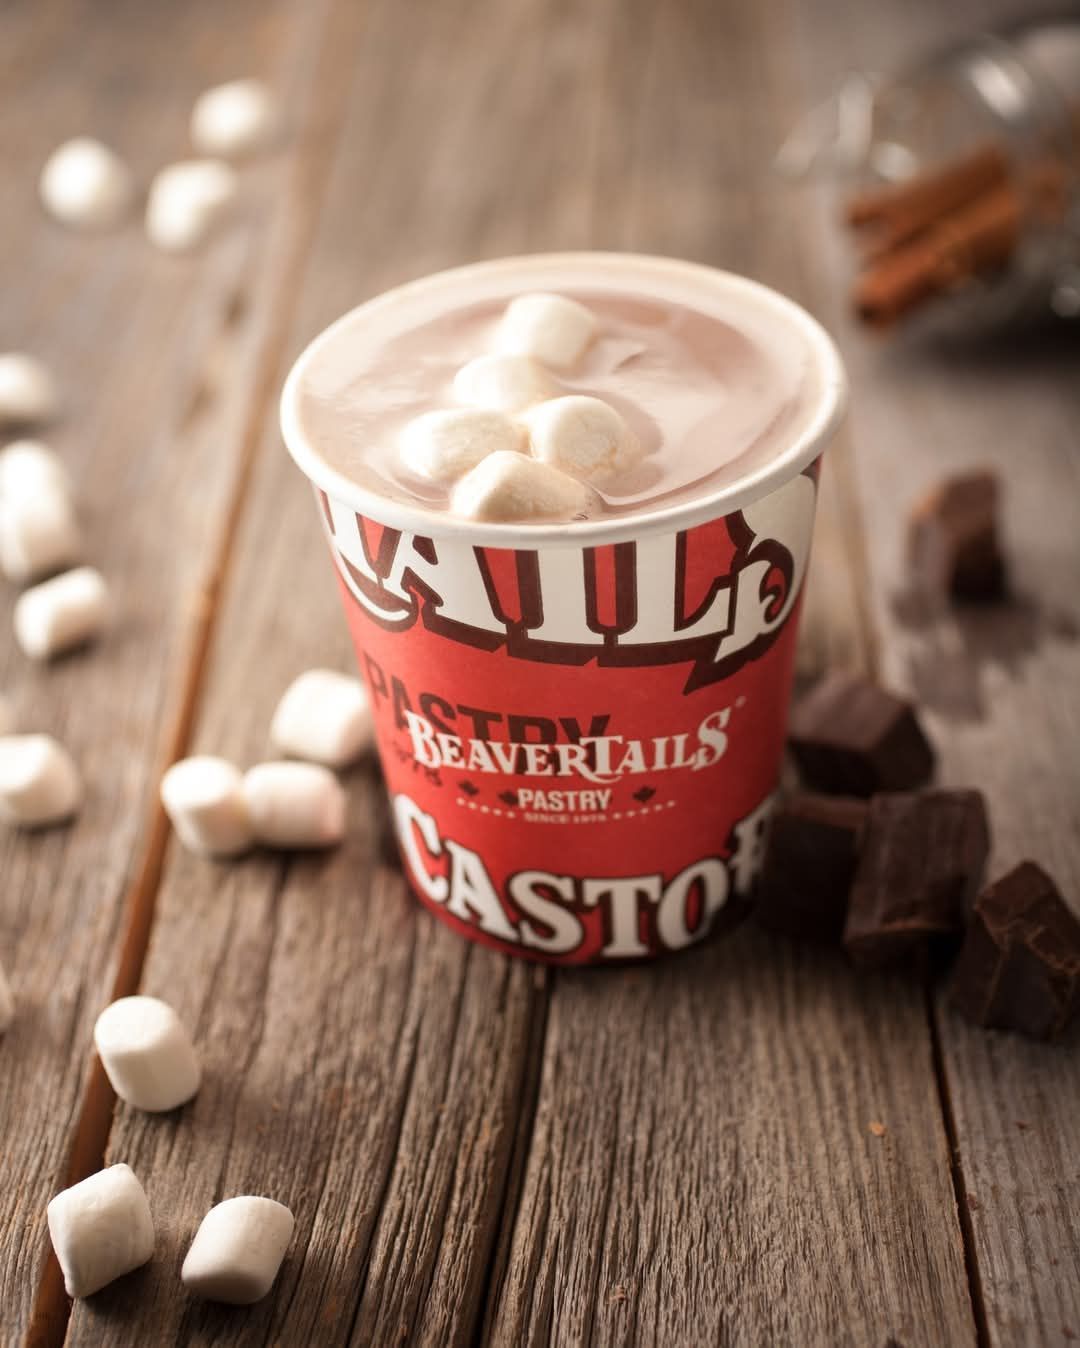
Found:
[844,790,990,969]
[951,862,1079,1039]
[907,470,1006,603]
[755,793,868,941]
[788,671,935,796]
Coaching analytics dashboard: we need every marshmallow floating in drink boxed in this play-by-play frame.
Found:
[94,995,202,1113]
[522,394,642,483]
[47,1164,155,1298]
[452,354,559,413]
[0,734,82,827]
[496,292,598,370]
[182,1196,295,1304]
[160,755,254,857]
[451,450,593,522]
[39,138,134,230]
[146,160,237,252]
[0,354,60,427]
[399,408,526,484]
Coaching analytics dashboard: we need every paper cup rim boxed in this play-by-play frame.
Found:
[280,252,847,548]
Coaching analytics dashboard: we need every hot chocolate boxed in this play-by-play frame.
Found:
[288,255,818,525]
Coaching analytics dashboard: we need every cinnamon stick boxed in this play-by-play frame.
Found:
[853,183,1020,327]
[845,142,1009,234]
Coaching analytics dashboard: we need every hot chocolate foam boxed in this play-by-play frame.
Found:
[290,256,818,525]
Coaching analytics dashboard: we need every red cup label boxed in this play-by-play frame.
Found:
[320,466,818,964]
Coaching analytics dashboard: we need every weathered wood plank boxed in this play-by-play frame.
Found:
[785,0,1080,1340]
[490,938,978,1348]
[63,0,668,1341]
[0,0,336,1341]
[487,0,976,1344]
[810,224,1080,1348]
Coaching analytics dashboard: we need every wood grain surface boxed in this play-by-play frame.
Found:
[1,0,336,1341]
[787,0,1080,1342]
[0,0,1076,1344]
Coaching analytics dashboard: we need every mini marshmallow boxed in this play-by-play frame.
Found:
[0,354,60,426]
[0,958,13,1033]
[497,292,598,371]
[191,79,277,158]
[182,1196,294,1305]
[243,761,346,849]
[522,395,642,483]
[0,440,72,501]
[39,137,134,230]
[94,995,201,1112]
[450,450,593,523]
[0,735,82,827]
[452,355,558,413]
[399,408,526,485]
[160,755,253,857]
[14,566,110,660]
[0,488,81,582]
[145,160,237,253]
[270,669,374,768]
[47,1164,154,1299]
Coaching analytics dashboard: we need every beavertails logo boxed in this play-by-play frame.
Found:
[319,470,816,693]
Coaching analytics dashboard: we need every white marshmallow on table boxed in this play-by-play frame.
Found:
[94,995,201,1112]
[270,669,374,768]
[399,407,526,485]
[182,1196,294,1305]
[450,450,593,523]
[0,487,81,582]
[0,440,72,501]
[191,79,277,158]
[39,137,134,230]
[496,292,598,371]
[0,354,60,426]
[0,735,82,827]
[14,566,110,660]
[0,958,13,1033]
[243,761,346,849]
[522,394,642,483]
[160,755,253,857]
[47,1164,154,1299]
[145,160,237,253]
[452,354,559,414]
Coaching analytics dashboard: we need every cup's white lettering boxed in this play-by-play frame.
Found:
[390,790,769,960]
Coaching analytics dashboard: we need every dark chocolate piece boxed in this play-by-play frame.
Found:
[788,671,935,797]
[950,862,1079,1039]
[907,470,1006,603]
[844,790,990,969]
[755,793,868,941]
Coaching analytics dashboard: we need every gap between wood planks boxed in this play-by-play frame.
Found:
[927,985,992,1348]
[21,6,358,1345]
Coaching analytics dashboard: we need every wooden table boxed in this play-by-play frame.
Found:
[2,0,1078,1343]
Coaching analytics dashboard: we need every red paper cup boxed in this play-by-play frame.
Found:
[281,254,846,964]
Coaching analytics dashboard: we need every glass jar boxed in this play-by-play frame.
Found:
[778,16,1080,331]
